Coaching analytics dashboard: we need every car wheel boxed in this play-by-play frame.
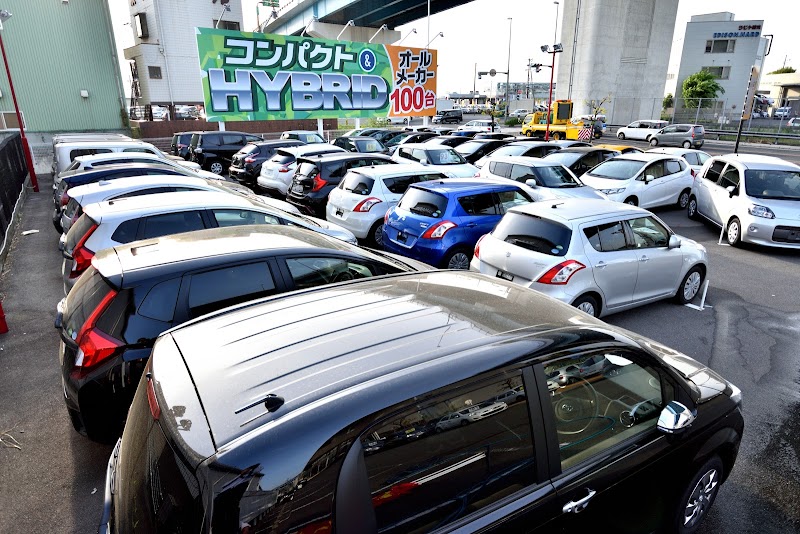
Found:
[443,248,472,270]
[687,197,700,220]
[551,132,562,141]
[572,294,600,317]
[650,138,659,147]
[403,118,409,125]
[676,266,704,304]
[209,160,224,175]
[617,132,626,140]
[460,419,469,427]
[726,217,742,246]
[674,456,723,534]
[677,189,690,209]
[624,196,638,206]
[683,140,692,149]
[369,220,384,248]
[525,130,533,137]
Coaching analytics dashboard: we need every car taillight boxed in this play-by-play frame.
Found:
[279,166,290,173]
[73,288,121,370]
[178,144,186,149]
[691,169,696,177]
[384,211,390,224]
[60,189,71,207]
[474,234,487,258]
[147,373,161,420]
[311,173,327,192]
[69,223,98,279]
[421,220,457,239]
[354,197,382,212]
[536,260,586,285]
[244,156,256,164]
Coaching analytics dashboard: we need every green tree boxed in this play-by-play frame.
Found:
[682,70,725,109]
[662,93,674,110]
[584,94,611,119]
[768,66,796,74]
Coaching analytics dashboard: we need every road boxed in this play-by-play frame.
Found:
[0,142,799,531]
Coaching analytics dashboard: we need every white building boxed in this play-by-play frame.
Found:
[555,0,678,125]
[672,13,768,121]
[123,0,245,106]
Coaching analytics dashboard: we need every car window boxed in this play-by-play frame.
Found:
[717,166,740,189]
[682,152,699,165]
[122,147,157,154]
[496,190,532,213]
[664,160,683,175]
[533,165,581,187]
[492,211,572,257]
[137,278,181,323]
[212,209,279,227]
[397,147,416,161]
[285,256,376,290]
[510,164,536,183]
[627,217,670,248]
[341,172,374,194]
[704,161,726,183]
[587,159,646,180]
[544,350,670,470]
[697,152,710,165]
[458,192,500,215]
[489,161,512,178]
[584,222,628,252]
[201,134,221,147]
[643,161,666,180]
[661,126,677,134]
[221,134,244,146]
[355,139,383,152]
[398,187,448,218]
[333,138,347,148]
[110,218,140,244]
[382,173,441,194]
[411,149,428,163]
[187,262,277,318]
[141,211,205,239]
[360,371,534,531]
[69,148,112,160]
[627,122,640,128]
[744,169,800,199]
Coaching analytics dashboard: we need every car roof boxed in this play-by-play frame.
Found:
[164,270,615,446]
[715,153,800,171]
[347,162,432,177]
[509,197,647,223]
[69,175,209,198]
[283,130,321,135]
[75,152,162,162]
[279,145,345,156]
[297,152,391,164]
[556,147,615,154]
[67,163,188,180]
[492,155,564,167]
[195,130,252,136]
[55,140,156,149]
[250,139,304,147]
[394,142,454,150]
[608,152,675,162]
[83,190,257,218]
[647,147,704,155]
[413,179,523,194]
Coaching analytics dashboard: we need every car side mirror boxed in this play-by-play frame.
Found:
[657,401,696,434]
[525,179,539,188]
[668,235,681,249]
[726,185,738,197]
[193,147,203,154]
[645,174,654,183]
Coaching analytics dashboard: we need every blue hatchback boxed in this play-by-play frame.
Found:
[382,180,533,269]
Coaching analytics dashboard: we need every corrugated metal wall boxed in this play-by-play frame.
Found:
[0,0,124,132]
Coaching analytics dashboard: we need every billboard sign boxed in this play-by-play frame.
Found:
[196,28,438,122]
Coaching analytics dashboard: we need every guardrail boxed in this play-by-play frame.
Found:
[702,129,800,144]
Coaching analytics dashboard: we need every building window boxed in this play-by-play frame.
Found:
[148,66,162,79]
[212,20,240,31]
[702,66,731,80]
[705,39,735,53]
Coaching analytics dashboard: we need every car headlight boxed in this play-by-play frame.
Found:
[748,204,775,219]
[600,188,626,195]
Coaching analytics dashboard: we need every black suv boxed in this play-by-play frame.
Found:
[55,225,428,442]
[433,108,463,124]
[189,131,263,175]
[102,270,742,533]
[228,139,304,187]
[286,153,395,218]
[169,131,199,160]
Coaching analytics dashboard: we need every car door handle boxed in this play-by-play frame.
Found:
[562,489,596,514]
[639,255,649,262]
[595,261,607,269]
[464,223,477,227]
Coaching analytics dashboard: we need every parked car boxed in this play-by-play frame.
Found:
[100,269,742,534]
[509,108,530,118]
[647,147,711,175]
[285,153,395,218]
[423,135,472,148]
[382,180,533,268]
[170,131,199,159]
[542,147,619,177]
[56,224,430,441]
[593,144,645,155]
[429,126,457,135]
[432,109,463,124]
[228,140,305,188]
[649,124,705,149]
[56,151,205,177]
[472,132,516,140]
[474,140,561,169]
[51,140,168,175]
[189,131,264,174]
[379,115,411,125]
[370,129,405,144]
[786,117,800,127]
[470,198,708,317]
[687,153,800,248]
[327,164,448,246]
[616,120,669,141]
[384,131,439,150]
[60,190,358,292]
[478,156,609,201]
[773,107,792,119]
[390,143,479,178]
[551,140,594,148]
[450,129,481,138]
[457,119,497,132]
[280,130,326,143]
[331,136,387,154]
[579,152,695,208]
[258,144,347,197]
[454,138,511,164]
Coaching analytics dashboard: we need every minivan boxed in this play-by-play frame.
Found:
[51,140,166,175]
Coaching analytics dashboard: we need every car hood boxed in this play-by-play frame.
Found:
[303,217,358,244]
[174,160,201,170]
[195,169,225,180]
[579,174,634,190]
[434,163,479,178]
[545,185,609,200]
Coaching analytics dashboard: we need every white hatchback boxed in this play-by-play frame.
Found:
[646,147,711,175]
[579,153,694,209]
[616,120,669,141]
[258,144,346,197]
[457,120,497,132]
[390,143,479,178]
[326,164,448,246]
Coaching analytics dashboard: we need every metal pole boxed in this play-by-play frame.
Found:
[733,115,744,154]
[0,31,38,192]
[695,98,701,124]
[545,52,555,141]
[506,18,512,117]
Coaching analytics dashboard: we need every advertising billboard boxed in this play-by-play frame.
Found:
[196,28,438,122]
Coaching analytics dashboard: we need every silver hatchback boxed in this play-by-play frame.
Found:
[470,198,708,317]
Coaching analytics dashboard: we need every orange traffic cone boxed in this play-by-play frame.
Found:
[0,302,8,334]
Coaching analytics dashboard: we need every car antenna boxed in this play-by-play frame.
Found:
[551,202,564,209]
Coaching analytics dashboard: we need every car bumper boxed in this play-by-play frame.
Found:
[739,214,800,248]
[62,257,79,294]
[257,173,290,197]
[229,166,257,185]
[326,205,381,240]
[52,207,64,233]
[382,232,447,267]
[286,192,328,218]
[98,438,121,534]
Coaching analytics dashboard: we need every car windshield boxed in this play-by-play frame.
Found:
[385,133,412,147]
[239,144,259,155]
[492,212,572,257]
[455,141,487,155]
[544,152,583,166]
[744,169,800,200]
[587,159,648,180]
[427,148,466,165]
[355,139,384,152]
[271,153,295,165]
[534,165,582,187]
[398,187,448,218]
[491,145,529,158]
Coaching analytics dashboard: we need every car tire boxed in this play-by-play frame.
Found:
[525,130,533,137]
[683,140,692,149]
[442,248,472,270]
[368,220,384,248]
[572,294,600,317]
[687,197,700,220]
[677,189,691,209]
[208,160,224,175]
[403,118,409,125]
[551,132,562,141]
[726,217,742,246]
[460,419,469,427]
[624,196,638,206]
[673,455,723,534]
[675,266,704,304]
[617,132,626,140]
[650,138,659,147]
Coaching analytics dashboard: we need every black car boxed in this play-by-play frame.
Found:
[384,131,438,148]
[54,225,428,442]
[432,108,463,124]
[331,136,387,154]
[170,131,198,160]
[102,270,742,533]
[372,129,406,144]
[423,135,472,148]
[189,131,263,175]
[454,138,511,164]
[543,146,619,177]
[286,153,395,218]
[228,139,304,187]
[473,132,516,140]
[474,141,562,168]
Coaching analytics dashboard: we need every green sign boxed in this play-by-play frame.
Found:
[196,28,438,122]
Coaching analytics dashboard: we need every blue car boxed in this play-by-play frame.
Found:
[382,180,533,269]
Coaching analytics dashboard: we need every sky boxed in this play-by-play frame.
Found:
[110,0,798,99]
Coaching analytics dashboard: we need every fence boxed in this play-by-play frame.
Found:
[0,132,30,261]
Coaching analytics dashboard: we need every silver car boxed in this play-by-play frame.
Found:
[470,198,708,317]
[649,124,705,149]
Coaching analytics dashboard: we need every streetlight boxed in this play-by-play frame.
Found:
[214,3,232,29]
[425,31,443,49]
[505,18,512,117]
[540,43,563,141]
[397,28,417,46]
[0,9,38,192]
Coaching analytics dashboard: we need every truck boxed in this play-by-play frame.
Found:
[521,100,602,140]
[436,98,455,113]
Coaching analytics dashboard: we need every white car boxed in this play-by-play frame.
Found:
[616,120,669,141]
[390,143,479,178]
[435,402,508,431]
[579,152,694,209]
[258,144,346,197]
[326,164,448,246]
[379,116,410,125]
[687,153,800,248]
[478,155,609,201]
[470,198,708,317]
[646,147,711,176]
[60,151,206,175]
[457,119,497,132]
[61,191,357,293]
[509,109,530,118]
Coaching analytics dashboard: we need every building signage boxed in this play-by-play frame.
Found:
[713,31,760,38]
[196,28,437,122]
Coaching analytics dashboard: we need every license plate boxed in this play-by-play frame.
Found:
[335,208,344,217]
[397,232,407,243]
[292,184,304,193]
[496,269,514,281]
